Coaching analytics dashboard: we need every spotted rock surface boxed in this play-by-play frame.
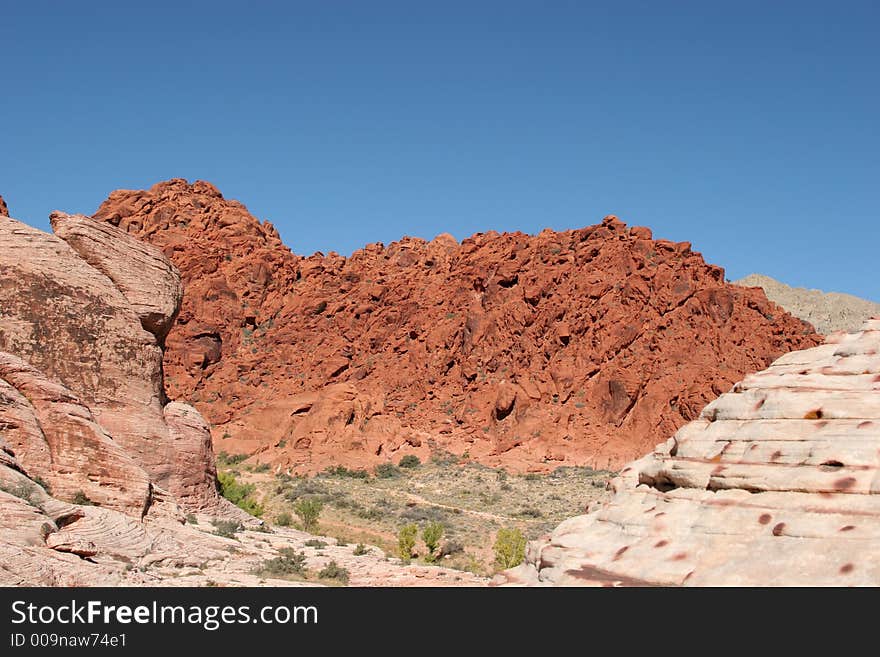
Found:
[497,319,880,586]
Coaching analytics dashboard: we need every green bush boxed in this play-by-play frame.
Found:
[185,513,198,524]
[254,548,307,578]
[353,543,369,556]
[318,561,349,584]
[293,497,324,532]
[422,521,444,562]
[275,511,293,527]
[217,471,264,517]
[493,528,527,570]
[398,454,421,469]
[397,523,418,563]
[304,539,327,548]
[375,463,401,479]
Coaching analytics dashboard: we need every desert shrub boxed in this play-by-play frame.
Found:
[185,513,198,524]
[318,561,349,584]
[216,452,248,467]
[356,506,383,521]
[212,519,244,539]
[251,462,271,473]
[375,463,401,479]
[217,471,264,517]
[72,490,94,506]
[516,507,543,519]
[494,528,527,570]
[283,479,328,501]
[422,521,444,562]
[397,523,418,563]
[324,465,370,479]
[430,449,458,466]
[304,539,327,548]
[524,473,541,481]
[293,497,323,532]
[275,511,293,527]
[254,548,307,578]
[399,506,447,523]
[353,543,369,556]
[398,454,421,469]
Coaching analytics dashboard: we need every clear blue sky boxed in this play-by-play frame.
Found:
[2,1,878,301]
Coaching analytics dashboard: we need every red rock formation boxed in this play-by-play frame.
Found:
[0,195,8,216]
[94,180,821,472]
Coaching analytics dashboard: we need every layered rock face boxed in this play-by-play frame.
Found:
[0,212,228,515]
[497,319,880,586]
[94,180,820,472]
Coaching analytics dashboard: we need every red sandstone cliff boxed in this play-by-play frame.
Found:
[94,179,821,472]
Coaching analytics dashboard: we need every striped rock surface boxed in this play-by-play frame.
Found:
[497,318,880,586]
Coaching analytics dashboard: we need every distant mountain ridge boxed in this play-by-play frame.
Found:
[734,274,880,335]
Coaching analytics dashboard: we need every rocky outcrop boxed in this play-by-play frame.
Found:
[0,212,224,514]
[94,180,821,473]
[0,195,8,216]
[0,352,151,515]
[736,273,880,335]
[51,211,183,343]
[497,318,880,586]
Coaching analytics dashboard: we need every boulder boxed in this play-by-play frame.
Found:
[496,318,880,586]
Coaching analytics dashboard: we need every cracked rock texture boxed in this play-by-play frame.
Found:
[93,179,819,472]
[496,319,880,586]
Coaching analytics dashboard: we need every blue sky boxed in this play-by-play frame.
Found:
[2,1,878,301]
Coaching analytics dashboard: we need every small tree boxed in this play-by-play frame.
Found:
[293,497,323,533]
[397,523,418,563]
[422,521,444,562]
[494,527,527,570]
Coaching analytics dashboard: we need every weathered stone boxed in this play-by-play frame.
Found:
[496,319,880,586]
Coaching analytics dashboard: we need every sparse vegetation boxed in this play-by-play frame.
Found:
[422,521,444,562]
[375,463,401,479]
[275,511,293,526]
[293,497,324,532]
[494,527,527,570]
[72,490,94,506]
[254,548,307,578]
[304,539,327,548]
[397,523,418,563]
[398,454,421,468]
[218,471,264,517]
[324,465,370,479]
[318,560,349,584]
[216,451,248,467]
[353,543,369,556]
[212,519,244,539]
[185,513,198,524]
